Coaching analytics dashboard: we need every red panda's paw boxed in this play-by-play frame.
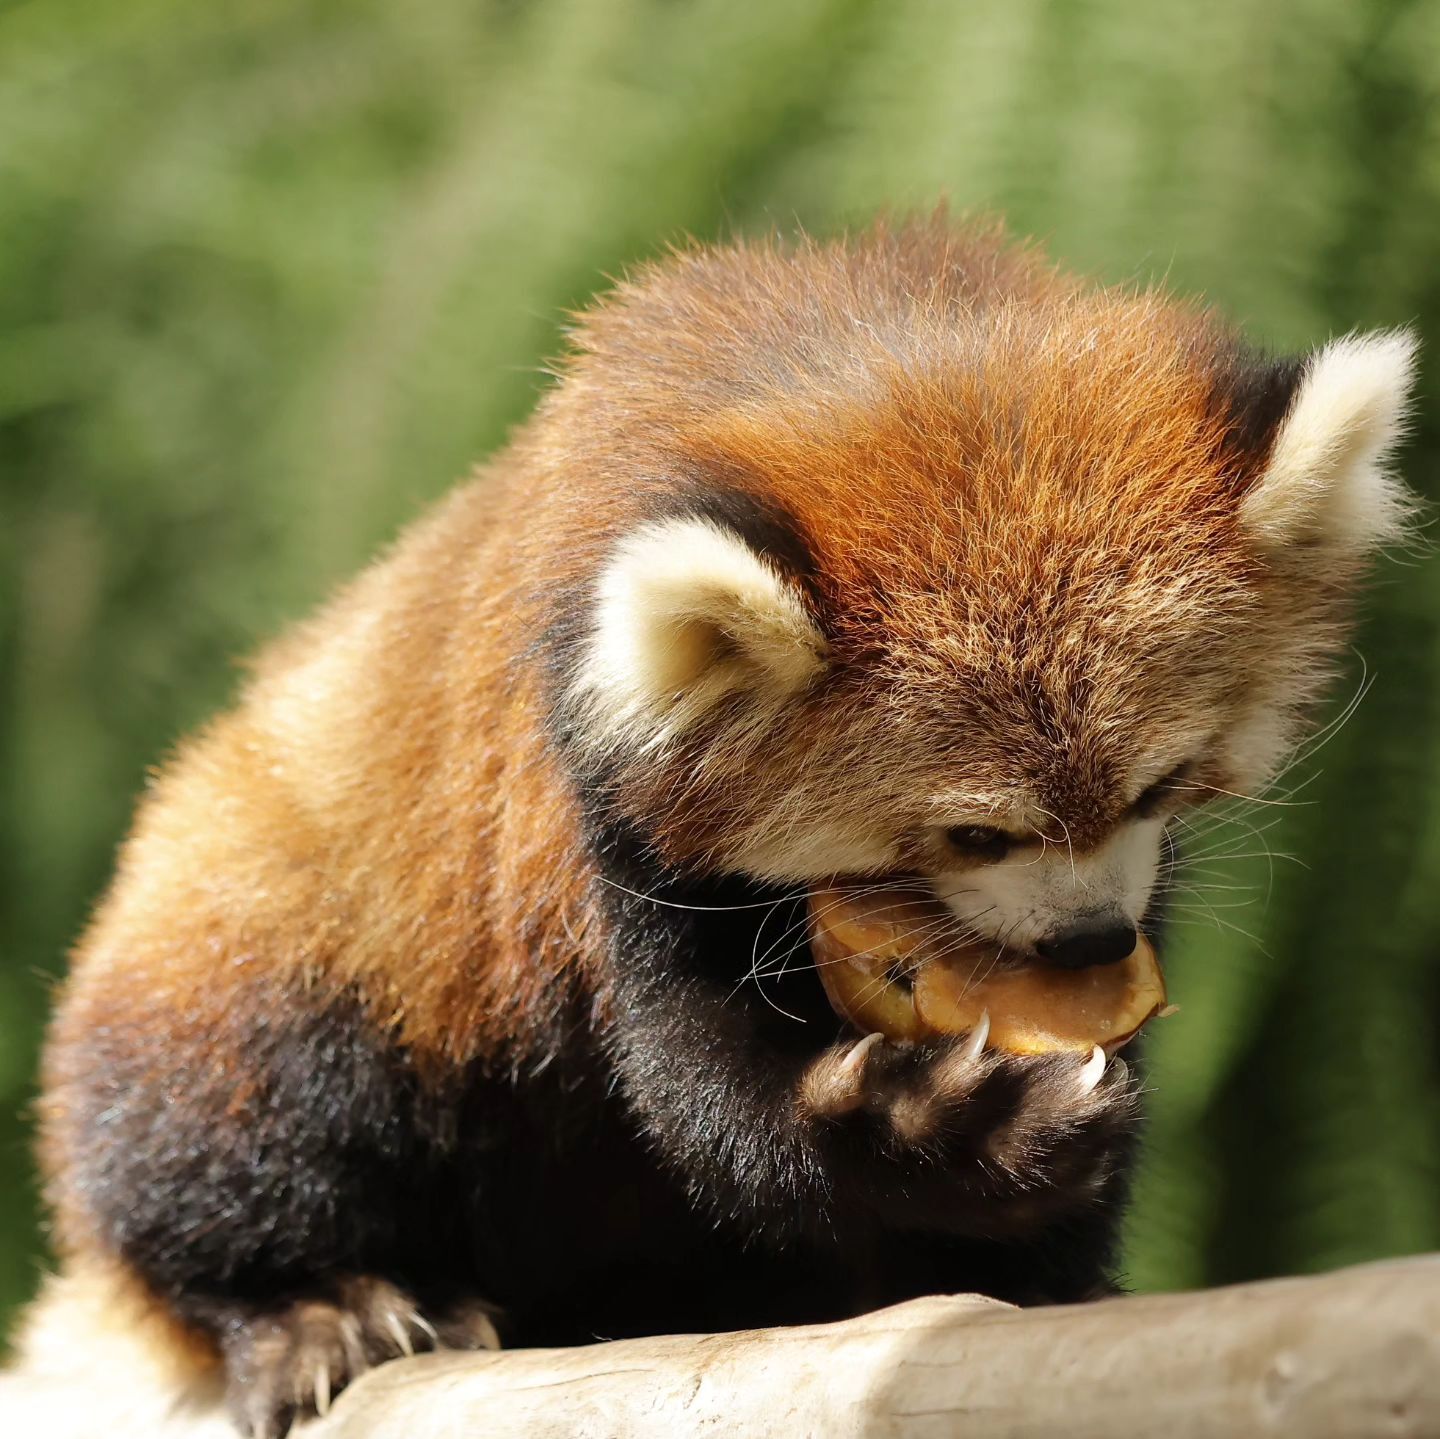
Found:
[219,1277,501,1439]
[799,1031,1138,1224]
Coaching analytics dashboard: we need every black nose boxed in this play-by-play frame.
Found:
[1035,917,1138,970]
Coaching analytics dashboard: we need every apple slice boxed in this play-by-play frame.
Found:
[809,885,1167,1056]
[808,889,937,1043]
[911,932,1164,1056]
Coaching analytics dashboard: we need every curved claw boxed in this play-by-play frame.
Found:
[959,1009,991,1062]
[1077,1044,1107,1095]
[313,1363,332,1418]
[408,1310,440,1349]
[385,1312,415,1357]
[842,1031,886,1079]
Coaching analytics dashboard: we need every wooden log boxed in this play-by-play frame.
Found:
[310,1255,1440,1439]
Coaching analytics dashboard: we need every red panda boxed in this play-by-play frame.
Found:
[2,215,1418,1438]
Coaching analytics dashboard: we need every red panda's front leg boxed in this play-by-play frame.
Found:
[599,917,1139,1287]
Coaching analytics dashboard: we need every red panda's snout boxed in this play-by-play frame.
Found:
[928,814,1170,962]
[1034,916,1138,971]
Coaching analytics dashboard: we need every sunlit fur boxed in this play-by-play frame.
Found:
[1242,330,1417,554]
[11,215,1418,1432]
[1,1263,227,1439]
[573,516,828,755]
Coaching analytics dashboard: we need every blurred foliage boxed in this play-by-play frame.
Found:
[3,0,1440,1339]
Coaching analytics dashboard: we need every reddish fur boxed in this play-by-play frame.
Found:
[35,215,1363,1369]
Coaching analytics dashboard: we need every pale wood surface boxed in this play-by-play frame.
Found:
[308,1255,1440,1438]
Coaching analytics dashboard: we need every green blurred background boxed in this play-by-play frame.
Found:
[3,0,1439,1339]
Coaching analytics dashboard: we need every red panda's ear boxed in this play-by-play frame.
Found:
[1240,330,1419,556]
[572,516,827,751]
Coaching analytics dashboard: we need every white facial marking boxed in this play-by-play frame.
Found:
[932,817,1166,953]
[732,820,898,885]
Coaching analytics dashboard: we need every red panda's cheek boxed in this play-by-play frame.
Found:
[727,817,901,887]
[1214,713,1302,803]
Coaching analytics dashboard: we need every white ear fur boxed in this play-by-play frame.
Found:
[573,516,827,750]
[1240,330,1418,554]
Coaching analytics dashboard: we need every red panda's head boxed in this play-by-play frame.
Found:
[555,222,1417,960]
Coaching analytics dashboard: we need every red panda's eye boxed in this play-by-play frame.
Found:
[1130,761,1197,819]
[944,825,1013,862]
